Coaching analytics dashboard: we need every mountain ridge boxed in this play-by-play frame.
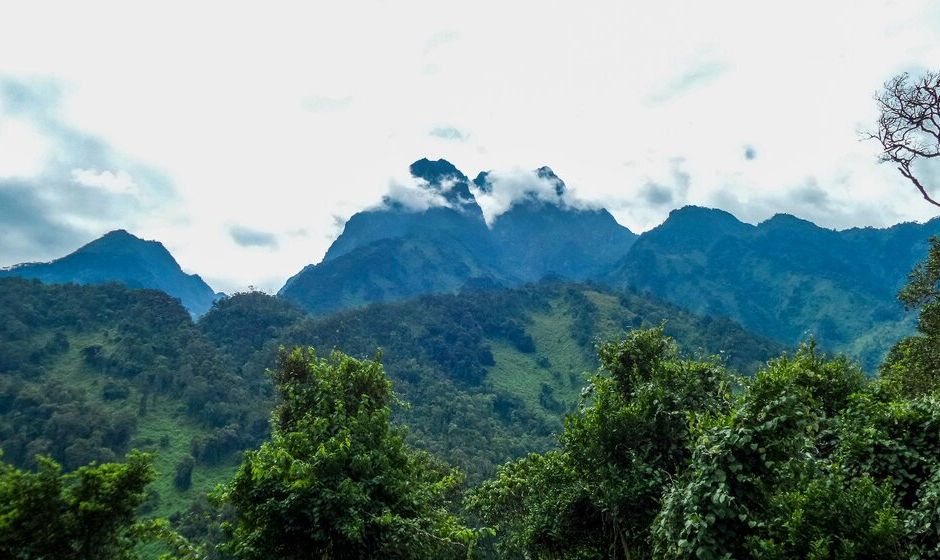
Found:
[0,229,220,317]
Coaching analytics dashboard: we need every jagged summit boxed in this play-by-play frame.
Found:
[409,158,477,209]
[535,166,566,197]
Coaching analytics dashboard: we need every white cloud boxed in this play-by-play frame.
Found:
[382,177,450,212]
[472,167,597,224]
[71,168,139,194]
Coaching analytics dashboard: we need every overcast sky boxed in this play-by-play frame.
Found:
[1,0,939,293]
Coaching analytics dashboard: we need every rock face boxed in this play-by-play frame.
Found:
[278,158,638,313]
[0,229,219,316]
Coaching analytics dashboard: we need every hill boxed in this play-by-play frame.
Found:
[0,278,267,520]
[604,206,940,369]
[0,230,220,316]
[206,283,782,481]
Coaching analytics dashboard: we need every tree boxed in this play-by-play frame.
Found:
[0,450,155,559]
[873,71,940,207]
[881,236,940,397]
[220,348,479,559]
[468,327,735,559]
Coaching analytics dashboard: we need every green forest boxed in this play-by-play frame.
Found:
[5,234,940,559]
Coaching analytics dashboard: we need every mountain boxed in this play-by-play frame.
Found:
[483,166,637,281]
[279,158,509,314]
[0,230,219,316]
[279,158,637,313]
[605,206,940,368]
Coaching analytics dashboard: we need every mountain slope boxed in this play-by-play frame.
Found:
[0,230,219,316]
[216,283,782,480]
[605,206,940,368]
[1,277,781,521]
[0,278,266,520]
[483,167,638,281]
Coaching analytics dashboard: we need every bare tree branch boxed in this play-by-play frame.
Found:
[872,71,940,208]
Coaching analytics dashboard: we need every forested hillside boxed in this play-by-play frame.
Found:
[205,282,780,481]
[605,206,940,368]
[0,277,781,527]
[0,278,268,519]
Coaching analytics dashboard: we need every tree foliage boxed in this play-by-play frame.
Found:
[468,328,735,559]
[0,450,155,559]
[221,348,479,559]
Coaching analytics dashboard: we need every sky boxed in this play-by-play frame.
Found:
[1,0,940,293]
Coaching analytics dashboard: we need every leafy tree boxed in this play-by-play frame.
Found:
[468,328,735,559]
[0,450,154,559]
[882,236,940,397]
[651,344,903,560]
[220,348,479,559]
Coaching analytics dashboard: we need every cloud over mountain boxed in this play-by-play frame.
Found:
[0,77,175,266]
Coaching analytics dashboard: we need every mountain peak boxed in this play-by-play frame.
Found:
[535,166,566,196]
[760,213,821,230]
[409,158,465,182]
[409,158,477,209]
[0,230,218,316]
[649,205,753,242]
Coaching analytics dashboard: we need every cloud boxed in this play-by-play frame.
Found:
[472,167,596,224]
[424,30,461,53]
[430,126,468,141]
[0,76,176,266]
[71,168,140,194]
[648,59,729,104]
[229,225,279,248]
[381,176,451,212]
[709,176,888,230]
[302,95,352,112]
[638,159,691,207]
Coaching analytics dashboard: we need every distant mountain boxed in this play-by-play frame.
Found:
[279,159,506,314]
[279,158,637,313]
[483,166,637,281]
[0,230,220,316]
[604,206,940,368]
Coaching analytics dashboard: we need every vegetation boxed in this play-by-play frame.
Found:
[7,234,940,558]
[0,450,156,559]
[221,348,479,559]
[607,205,937,369]
[228,282,780,483]
[0,279,268,518]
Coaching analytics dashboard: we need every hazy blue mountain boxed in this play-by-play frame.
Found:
[280,159,638,313]
[484,166,637,281]
[604,205,940,368]
[0,230,219,316]
[279,159,506,314]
